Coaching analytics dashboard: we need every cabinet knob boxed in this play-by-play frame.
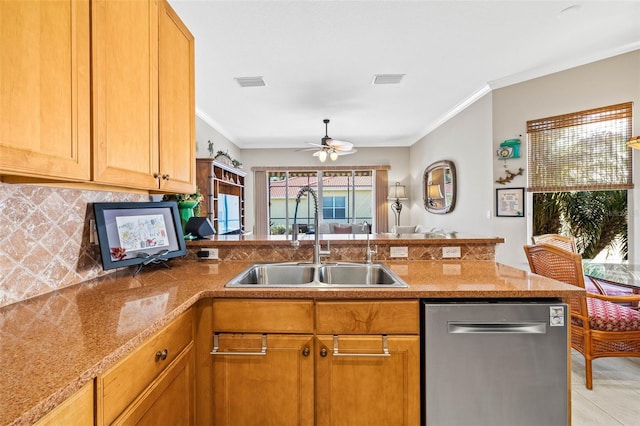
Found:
[162,174,171,180]
[155,349,168,361]
[153,173,160,179]
[302,347,310,357]
[320,347,328,357]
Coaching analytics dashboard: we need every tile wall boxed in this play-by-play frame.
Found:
[0,183,147,308]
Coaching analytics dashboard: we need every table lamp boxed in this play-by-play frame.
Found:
[388,182,408,227]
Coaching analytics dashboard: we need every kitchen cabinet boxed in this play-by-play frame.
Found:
[209,299,420,425]
[93,0,194,192]
[157,0,196,193]
[196,159,247,234]
[34,381,94,426]
[0,0,91,182]
[1,0,194,194]
[96,309,194,425]
[210,299,315,425]
[315,301,420,426]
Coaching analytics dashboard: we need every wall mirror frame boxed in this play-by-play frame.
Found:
[423,160,456,214]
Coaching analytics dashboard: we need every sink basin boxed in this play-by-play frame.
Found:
[318,264,397,286]
[226,262,408,288]
[231,263,315,286]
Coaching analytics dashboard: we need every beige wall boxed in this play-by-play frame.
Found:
[409,93,495,235]
[492,49,640,267]
[409,50,639,268]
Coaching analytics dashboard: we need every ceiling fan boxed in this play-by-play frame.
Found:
[304,119,357,162]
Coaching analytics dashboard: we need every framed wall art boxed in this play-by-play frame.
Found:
[496,187,525,217]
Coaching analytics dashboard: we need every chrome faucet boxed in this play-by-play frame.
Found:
[293,186,329,264]
[362,221,377,264]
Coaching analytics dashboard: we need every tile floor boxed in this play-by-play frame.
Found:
[571,350,640,425]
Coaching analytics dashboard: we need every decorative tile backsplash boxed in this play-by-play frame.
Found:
[0,182,147,308]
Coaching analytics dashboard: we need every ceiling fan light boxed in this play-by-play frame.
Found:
[318,150,328,162]
[330,150,338,161]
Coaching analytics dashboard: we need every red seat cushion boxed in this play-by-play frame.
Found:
[585,297,640,331]
[333,225,352,234]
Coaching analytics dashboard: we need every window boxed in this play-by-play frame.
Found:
[527,102,633,192]
[263,169,376,235]
[528,102,633,260]
[323,196,346,220]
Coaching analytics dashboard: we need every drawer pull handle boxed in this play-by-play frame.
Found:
[211,333,267,356]
[155,349,168,361]
[332,335,391,358]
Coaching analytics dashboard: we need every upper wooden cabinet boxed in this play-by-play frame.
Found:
[92,0,195,192]
[0,0,91,181]
[158,0,196,193]
[91,0,160,189]
[1,0,195,193]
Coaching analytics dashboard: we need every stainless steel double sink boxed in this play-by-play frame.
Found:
[225,262,409,288]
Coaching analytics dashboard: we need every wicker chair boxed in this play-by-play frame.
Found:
[531,233,631,296]
[524,243,640,389]
[531,233,578,252]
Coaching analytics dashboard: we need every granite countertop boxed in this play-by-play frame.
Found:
[0,259,581,426]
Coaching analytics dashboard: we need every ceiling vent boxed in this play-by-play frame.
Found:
[234,76,266,87]
[372,74,405,85]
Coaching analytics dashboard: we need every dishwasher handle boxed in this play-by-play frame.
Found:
[448,321,547,334]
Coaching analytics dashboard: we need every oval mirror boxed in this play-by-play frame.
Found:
[423,160,456,214]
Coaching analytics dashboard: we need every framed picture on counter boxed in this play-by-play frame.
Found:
[496,187,525,217]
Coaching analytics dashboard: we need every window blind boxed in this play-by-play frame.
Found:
[526,102,633,192]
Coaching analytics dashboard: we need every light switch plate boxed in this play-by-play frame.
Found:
[442,246,461,258]
[390,246,409,258]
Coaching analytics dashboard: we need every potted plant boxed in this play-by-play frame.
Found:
[163,187,203,234]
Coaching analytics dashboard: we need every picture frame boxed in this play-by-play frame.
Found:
[93,201,187,272]
[496,187,525,217]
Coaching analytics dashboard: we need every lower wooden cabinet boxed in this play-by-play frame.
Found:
[211,334,314,426]
[209,299,420,426]
[315,335,420,426]
[35,380,94,426]
[114,342,195,425]
[96,309,194,426]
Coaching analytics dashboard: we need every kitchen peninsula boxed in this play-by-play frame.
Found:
[1,238,583,425]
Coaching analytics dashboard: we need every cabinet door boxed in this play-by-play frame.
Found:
[0,0,90,181]
[212,333,314,426]
[35,381,94,426]
[92,0,159,189]
[315,335,420,426]
[158,0,195,193]
[114,343,195,426]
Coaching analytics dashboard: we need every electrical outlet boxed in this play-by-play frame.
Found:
[442,246,461,258]
[390,246,408,258]
[197,248,219,260]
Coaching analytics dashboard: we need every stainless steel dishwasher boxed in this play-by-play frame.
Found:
[424,299,568,426]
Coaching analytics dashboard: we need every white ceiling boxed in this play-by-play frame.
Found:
[169,0,640,150]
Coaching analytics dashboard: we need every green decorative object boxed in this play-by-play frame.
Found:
[177,199,199,233]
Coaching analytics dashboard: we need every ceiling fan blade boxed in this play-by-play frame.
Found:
[328,139,354,151]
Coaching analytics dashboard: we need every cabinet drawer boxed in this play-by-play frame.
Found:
[99,309,193,425]
[212,299,314,333]
[315,300,419,334]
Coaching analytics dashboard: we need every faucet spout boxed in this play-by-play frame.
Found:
[295,186,323,264]
[362,221,376,263]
